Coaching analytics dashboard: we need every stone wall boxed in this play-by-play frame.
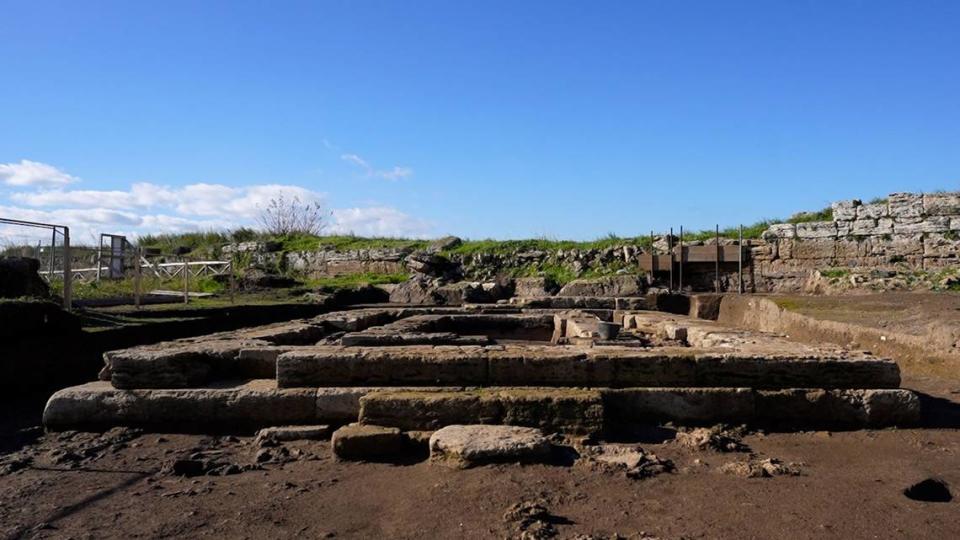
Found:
[756,192,960,291]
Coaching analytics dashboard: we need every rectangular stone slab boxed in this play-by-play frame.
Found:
[276,345,900,389]
[43,380,316,432]
[358,388,605,435]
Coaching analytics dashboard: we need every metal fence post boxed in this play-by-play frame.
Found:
[715,224,720,293]
[63,227,72,311]
[738,224,744,294]
[134,247,142,309]
[182,260,189,304]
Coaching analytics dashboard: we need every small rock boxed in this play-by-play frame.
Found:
[429,425,552,468]
[720,456,802,478]
[675,426,749,453]
[331,424,406,461]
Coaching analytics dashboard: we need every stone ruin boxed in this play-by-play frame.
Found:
[43,290,921,464]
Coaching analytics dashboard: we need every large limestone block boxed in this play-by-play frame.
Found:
[603,387,755,424]
[923,193,960,216]
[856,203,888,219]
[831,200,860,221]
[315,386,463,422]
[893,216,950,234]
[107,339,273,389]
[923,233,960,258]
[239,322,329,345]
[762,223,796,240]
[513,277,557,298]
[43,380,317,431]
[488,348,613,386]
[429,425,551,467]
[693,353,901,389]
[795,222,837,239]
[359,388,605,434]
[331,423,407,461]
[604,350,698,386]
[790,238,836,259]
[888,192,923,218]
[277,346,488,387]
[755,388,919,429]
[862,234,923,257]
[557,275,644,297]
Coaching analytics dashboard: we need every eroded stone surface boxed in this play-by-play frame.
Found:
[331,423,405,461]
[429,424,551,467]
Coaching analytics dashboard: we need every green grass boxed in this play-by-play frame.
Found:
[305,272,410,291]
[785,206,833,224]
[447,235,655,257]
[819,268,850,279]
[49,274,226,300]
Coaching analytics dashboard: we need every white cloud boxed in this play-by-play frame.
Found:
[2,174,432,243]
[0,160,78,187]
[330,206,432,237]
[341,153,413,181]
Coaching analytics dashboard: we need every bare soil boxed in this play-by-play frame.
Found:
[3,293,960,539]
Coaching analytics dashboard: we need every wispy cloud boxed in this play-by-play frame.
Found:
[0,159,78,187]
[340,152,413,181]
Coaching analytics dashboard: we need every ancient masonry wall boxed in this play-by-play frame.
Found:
[755,192,960,290]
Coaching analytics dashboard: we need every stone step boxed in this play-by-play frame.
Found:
[276,345,900,389]
[43,381,920,433]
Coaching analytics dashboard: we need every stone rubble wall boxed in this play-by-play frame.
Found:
[755,192,960,291]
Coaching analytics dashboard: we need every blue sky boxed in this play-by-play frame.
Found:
[1,1,959,242]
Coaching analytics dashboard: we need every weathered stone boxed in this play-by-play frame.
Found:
[388,277,440,304]
[789,238,836,259]
[359,388,605,434]
[43,380,317,431]
[893,216,950,234]
[795,222,837,239]
[755,388,919,429]
[603,387,755,425]
[428,424,551,467]
[831,199,860,221]
[557,275,644,297]
[255,424,330,445]
[923,233,960,258]
[315,386,462,422]
[331,423,406,461]
[857,203,888,219]
[888,192,923,218]
[762,223,796,240]
[513,277,557,298]
[427,236,462,253]
[923,193,960,216]
[107,339,273,389]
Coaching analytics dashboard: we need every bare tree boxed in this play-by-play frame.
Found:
[257,193,330,236]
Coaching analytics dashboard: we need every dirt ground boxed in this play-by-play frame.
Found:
[3,294,960,539]
[774,291,960,346]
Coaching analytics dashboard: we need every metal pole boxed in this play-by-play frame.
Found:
[62,227,72,311]
[229,266,236,304]
[738,224,744,294]
[715,224,720,293]
[134,247,142,309]
[679,226,684,292]
[49,229,55,277]
[668,227,674,293]
[182,260,189,304]
[96,234,103,282]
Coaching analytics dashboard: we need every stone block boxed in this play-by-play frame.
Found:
[888,192,923,218]
[277,346,489,387]
[755,388,919,429]
[923,233,960,258]
[762,223,796,240]
[331,423,406,461]
[893,216,950,234]
[857,203,888,219]
[513,277,556,298]
[923,193,960,216]
[255,425,331,445]
[488,348,614,386]
[557,275,644,297]
[107,339,273,389]
[831,199,860,221]
[790,238,836,259]
[795,222,837,239]
[358,388,605,435]
[862,234,923,257]
[429,425,551,468]
[602,387,755,425]
[315,386,461,422]
[43,380,317,431]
